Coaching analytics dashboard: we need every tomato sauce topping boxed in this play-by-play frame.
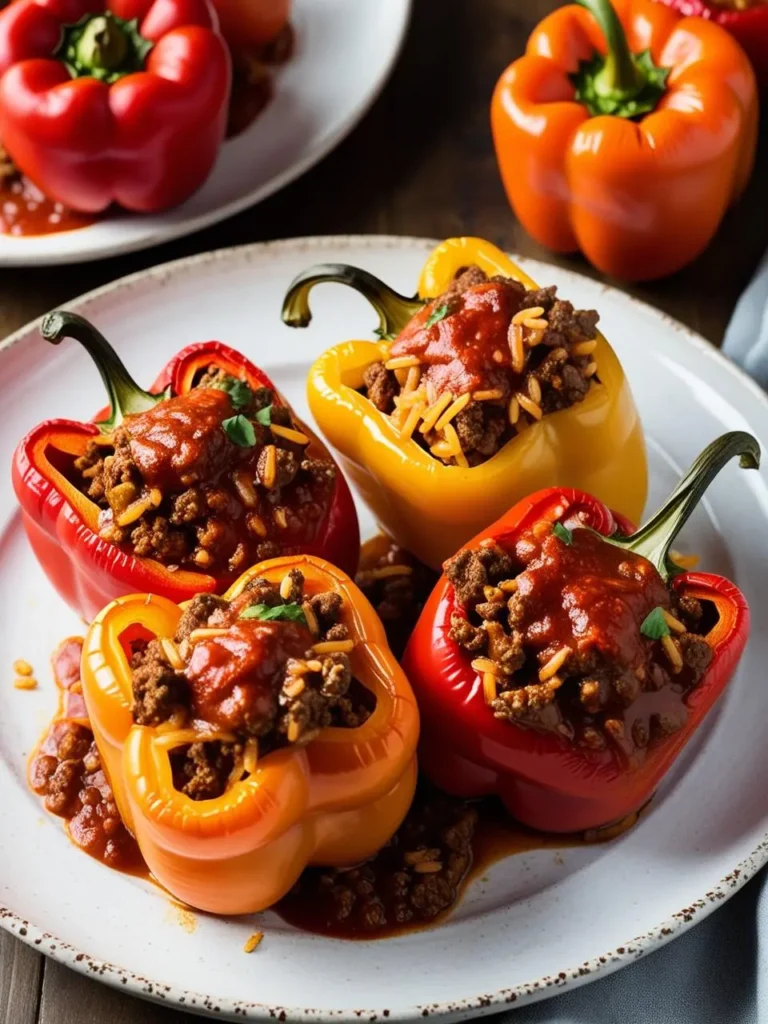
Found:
[390,281,526,396]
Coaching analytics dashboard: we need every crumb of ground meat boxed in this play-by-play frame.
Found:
[324,623,350,642]
[434,265,495,306]
[243,576,282,605]
[131,639,189,725]
[679,634,713,676]
[280,568,304,603]
[310,591,343,631]
[73,441,108,502]
[492,680,559,719]
[255,540,281,560]
[195,365,228,388]
[676,595,705,631]
[174,741,240,800]
[174,593,230,641]
[523,285,557,311]
[535,350,590,413]
[278,651,354,744]
[453,403,484,451]
[475,593,507,621]
[170,487,206,524]
[250,386,273,411]
[256,446,299,489]
[443,549,489,607]
[483,621,525,676]
[547,299,599,343]
[363,362,397,413]
[476,541,515,580]
[270,405,292,428]
[320,653,352,696]
[448,614,487,653]
[56,723,92,762]
[130,516,191,563]
[300,458,336,488]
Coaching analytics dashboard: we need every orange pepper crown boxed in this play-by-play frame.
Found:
[80,555,419,915]
[491,0,758,280]
[282,236,647,569]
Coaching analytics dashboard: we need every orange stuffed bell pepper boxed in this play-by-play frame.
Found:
[80,554,419,914]
[491,0,758,281]
[283,236,647,570]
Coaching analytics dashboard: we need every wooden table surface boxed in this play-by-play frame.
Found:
[1,1,766,1021]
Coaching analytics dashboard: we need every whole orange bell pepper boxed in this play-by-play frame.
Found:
[491,0,758,281]
[283,236,647,571]
[80,555,419,915]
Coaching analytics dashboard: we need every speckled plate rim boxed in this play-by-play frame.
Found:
[0,234,767,1023]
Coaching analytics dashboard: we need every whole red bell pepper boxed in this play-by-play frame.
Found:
[403,432,758,833]
[12,310,359,621]
[0,0,231,214]
[655,0,768,87]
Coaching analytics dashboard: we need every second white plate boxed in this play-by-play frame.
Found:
[0,1,410,266]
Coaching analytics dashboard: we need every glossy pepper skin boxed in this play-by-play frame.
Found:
[282,236,647,571]
[491,0,758,281]
[12,311,359,621]
[403,432,758,833]
[656,0,768,87]
[80,556,419,914]
[0,0,231,214]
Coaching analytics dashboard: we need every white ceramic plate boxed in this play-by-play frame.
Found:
[2,236,768,1023]
[0,2,410,268]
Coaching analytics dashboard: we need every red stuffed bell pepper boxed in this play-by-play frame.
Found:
[12,310,359,620]
[404,432,757,833]
[656,0,768,87]
[0,0,231,213]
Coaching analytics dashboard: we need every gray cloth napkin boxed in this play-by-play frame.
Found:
[490,260,768,1023]
[723,251,768,388]
[491,872,763,1022]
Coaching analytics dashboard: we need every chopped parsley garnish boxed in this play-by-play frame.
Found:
[425,304,450,329]
[552,522,573,546]
[214,376,252,411]
[222,414,256,447]
[255,404,273,426]
[373,326,397,341]
[640,607,670,640]
[240,603,307,624]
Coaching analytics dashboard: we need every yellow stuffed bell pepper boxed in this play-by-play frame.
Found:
[81,554,419,915]
[283,237,647,569]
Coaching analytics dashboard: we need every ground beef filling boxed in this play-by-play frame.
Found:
[355,536,440,659]
[278,784,477,934]
[72,371,336,575]
[130,570,373,801]
[445,525,714,763]
[362,266,599,467]
[28,638,142,871]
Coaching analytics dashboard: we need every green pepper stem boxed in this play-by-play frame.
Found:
[41,310,164,432]
[610,432,761,580]
[281,264,424,340]
[576,0,643,99]
[75,14,129,73]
